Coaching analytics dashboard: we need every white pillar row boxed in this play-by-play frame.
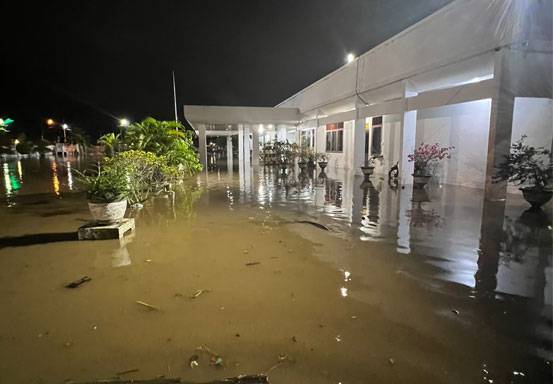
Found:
[198,124,207,169]
[251,124,260,166]
[226,135,233,172]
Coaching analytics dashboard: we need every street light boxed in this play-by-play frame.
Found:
[346,53,355,64]
[47,118,55,126]
[61,123,69,143]
[119,118,130,127]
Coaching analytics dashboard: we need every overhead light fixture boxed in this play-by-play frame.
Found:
[346,53,355,64]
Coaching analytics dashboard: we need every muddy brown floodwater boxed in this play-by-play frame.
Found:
[0,157,551,383]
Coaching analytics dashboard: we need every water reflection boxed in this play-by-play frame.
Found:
[51,161,60,196]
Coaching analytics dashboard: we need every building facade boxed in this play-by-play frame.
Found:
[185,0,552,201]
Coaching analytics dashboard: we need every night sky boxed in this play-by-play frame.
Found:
[1,0,453,140]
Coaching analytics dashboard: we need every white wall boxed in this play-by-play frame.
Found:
[415,99,492,189]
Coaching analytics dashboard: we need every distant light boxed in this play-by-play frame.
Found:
[14,139,20,145]
[62,123,69,129]
[47,118,55,126]
[119,118,130,127]
[346,53,355,63]
[268,124,274,129]
[258,125,264,134]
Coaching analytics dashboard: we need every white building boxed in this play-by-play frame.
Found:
[184,0,552,201]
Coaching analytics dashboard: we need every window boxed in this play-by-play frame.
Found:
[300,128,315,148]
[370,116,382,155]
[326,122,344,152]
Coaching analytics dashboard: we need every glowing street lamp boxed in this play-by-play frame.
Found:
[47,118,55,126]
[61,123,69,142]
[119,118,130,127]
[346,53,355,64]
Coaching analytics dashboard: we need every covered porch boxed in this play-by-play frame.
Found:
[183,105,301,170]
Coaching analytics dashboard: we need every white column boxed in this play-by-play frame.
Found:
[243,125,251,170]
[352,117,366,174]
[226,135,233,171]
[238,124,244,166]
[398,84,418,185]
[399,110,417,185]
[251,124,260,166]
[484,50,515,201]
[198,124,207,169]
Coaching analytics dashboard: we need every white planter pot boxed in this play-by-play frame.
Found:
[88,200,127,224]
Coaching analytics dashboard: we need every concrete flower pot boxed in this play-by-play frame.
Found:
[412,175,431,189]
[520,187,552,210]
[88,199,127,224]
[360,165,375,179]
[318,161,328,171]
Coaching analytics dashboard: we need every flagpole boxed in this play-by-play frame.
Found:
[172,70,178,124]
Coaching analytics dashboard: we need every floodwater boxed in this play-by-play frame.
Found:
[0,156,551,384]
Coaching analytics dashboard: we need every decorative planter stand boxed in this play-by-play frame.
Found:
[360,166,375,179]
[78,218,135,240]
[318,161,328,171]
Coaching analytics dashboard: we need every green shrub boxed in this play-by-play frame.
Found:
[15,141,33,154]
[76,166,129,203]
[103,150,178,204]
[123,117,202,175]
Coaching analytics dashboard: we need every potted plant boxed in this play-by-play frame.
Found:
[297,148,310,171]
[494,135,552,209]
[77,165,129,224]
[408,143,454,188]
[315,152,328,171]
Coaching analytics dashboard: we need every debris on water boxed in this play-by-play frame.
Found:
[92,325,98,330]
[266,354,294,374]
[174,293,184,298]
[64,341,73,348]
[291,336,297,343]
[245,262,260,266]
[190,289,211,299]
[295,220,330,231]
[351,315,358,320]
[452,309,460,315]
[248,216,254,220]
[210,356,224,367]
[235,333,240,337]
[135,300,161,311]
[131,203,144,210]
[65,276,91,289]
[189,354,200,368]
[388,358,395,366]
[116,368,139,375]
[512,371,525,377]
[243,249,249,254]
[145,259,152,263]
[335,335,342,342]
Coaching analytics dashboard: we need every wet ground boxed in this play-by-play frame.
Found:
[0,157,551,383]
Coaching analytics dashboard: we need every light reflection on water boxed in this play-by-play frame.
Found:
[216,164,552,305]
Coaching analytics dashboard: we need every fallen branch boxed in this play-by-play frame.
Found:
[294,220,329,231]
